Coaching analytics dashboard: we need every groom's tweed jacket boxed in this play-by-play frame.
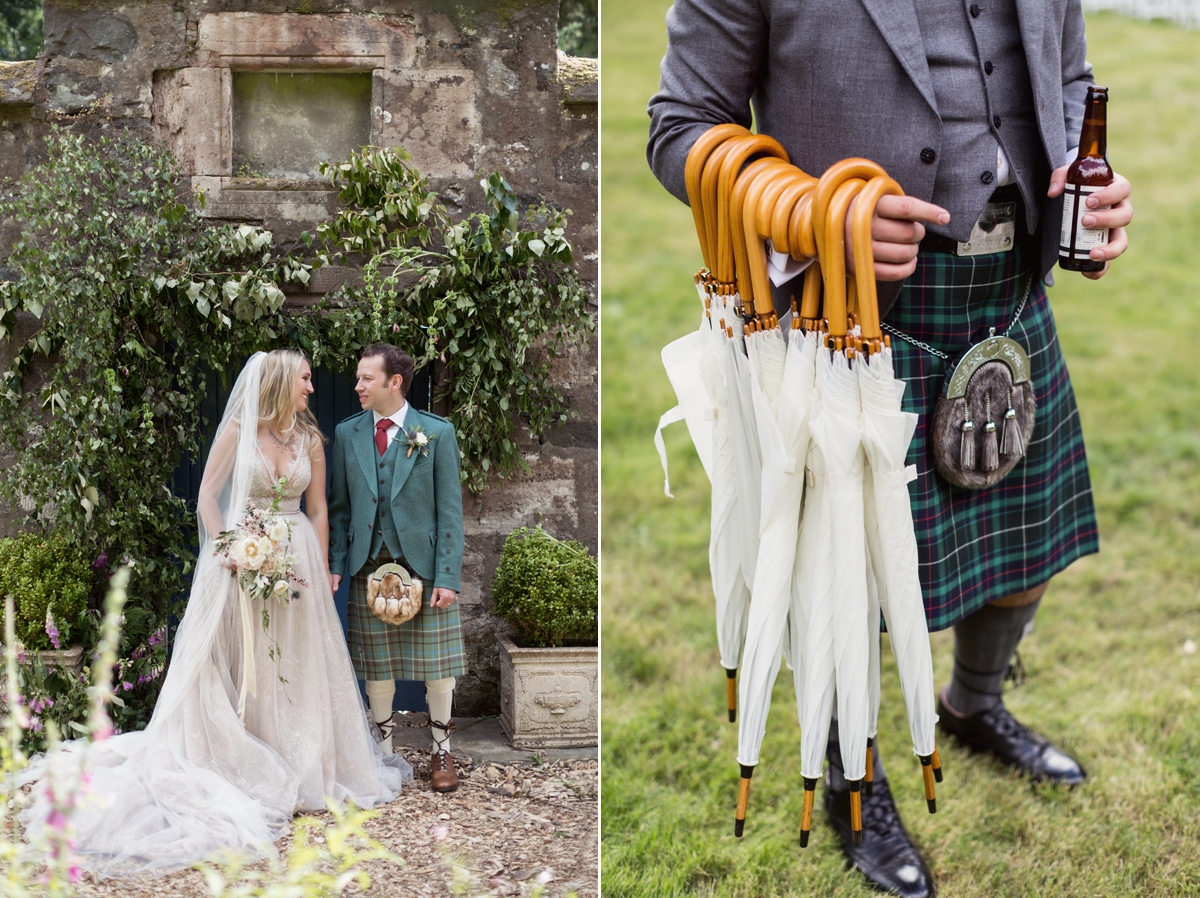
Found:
[646,0,1094,315]
[329,407,466,681]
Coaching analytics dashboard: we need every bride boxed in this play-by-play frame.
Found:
[21,350,411,876]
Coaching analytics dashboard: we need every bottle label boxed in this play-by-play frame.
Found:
[1059,184,1109,260]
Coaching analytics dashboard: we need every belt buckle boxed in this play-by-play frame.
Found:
[956,201,1016,256]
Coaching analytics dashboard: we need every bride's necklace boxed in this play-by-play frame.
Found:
[267,428,297,452]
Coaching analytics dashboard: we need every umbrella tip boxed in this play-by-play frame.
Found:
[927,798,937,814]
[932,747,944,783]
[800,777,817,847]
[726,668,737,722]
[735,766,754,837]
[920,754,937,811]
[848,780,862,843]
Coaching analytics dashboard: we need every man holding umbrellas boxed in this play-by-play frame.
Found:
[647,1,1133,895]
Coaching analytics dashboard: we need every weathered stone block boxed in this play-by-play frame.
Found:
[195,12,413,68]
[375,69,479,178]
[497,634,597,749]
[0,61,38,106]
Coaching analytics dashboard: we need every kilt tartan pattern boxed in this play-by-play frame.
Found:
[348,560,467,682]
[883,246,1099,631]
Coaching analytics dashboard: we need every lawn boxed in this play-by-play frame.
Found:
[600,7,1200,897]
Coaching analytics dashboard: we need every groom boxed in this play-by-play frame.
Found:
[329,342,466,793]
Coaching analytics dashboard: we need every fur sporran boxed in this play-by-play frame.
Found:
[366,562,423,626]
[930,331,1036,490]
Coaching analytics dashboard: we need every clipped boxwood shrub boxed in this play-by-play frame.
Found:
[490,526,597,648]
[0,533,93,650]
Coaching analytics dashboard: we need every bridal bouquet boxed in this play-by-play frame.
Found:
[214,478,308,631]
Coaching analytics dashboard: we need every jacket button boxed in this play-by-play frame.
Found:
[372,497,377,504]
[984,60,994,75]
[920,147,936,164]
[444,566,450,572]
[980,170,994,185]
[992,114,1002,129]
[969,3,980,16]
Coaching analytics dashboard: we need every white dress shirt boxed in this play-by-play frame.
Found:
[372,402,410,451]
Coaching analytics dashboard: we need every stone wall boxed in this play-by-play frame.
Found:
[0,0,597,716]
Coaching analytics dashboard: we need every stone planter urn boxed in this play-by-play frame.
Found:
[498,633,597,750]
[35,645,85,676]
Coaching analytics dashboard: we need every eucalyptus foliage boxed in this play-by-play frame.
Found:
[299,147,594,493]
[0,128,309,607]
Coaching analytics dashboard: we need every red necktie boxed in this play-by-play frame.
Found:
[375,418,392,456]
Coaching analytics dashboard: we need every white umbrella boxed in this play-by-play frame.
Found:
[733,176,819,836]
[852,176,942,809]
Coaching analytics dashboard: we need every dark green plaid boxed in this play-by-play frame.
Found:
[348,560,467,681]
[885,246,1099,631]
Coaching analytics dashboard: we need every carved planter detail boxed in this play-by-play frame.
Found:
[498,633,597,750]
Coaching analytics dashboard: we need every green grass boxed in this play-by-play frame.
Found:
[600,8,1200,897]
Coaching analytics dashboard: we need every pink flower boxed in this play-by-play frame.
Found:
[45,610,61,650]
[121,681,133,691]
[392,323,401,334]
[30,717,42,733]
[46,811,66,831]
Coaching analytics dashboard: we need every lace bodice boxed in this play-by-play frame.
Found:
[250,433,310,513]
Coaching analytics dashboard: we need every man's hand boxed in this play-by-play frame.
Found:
[1048,168,1133,280]
[845,195,951,281]
[330,573,342,594]
[431,587,458,609]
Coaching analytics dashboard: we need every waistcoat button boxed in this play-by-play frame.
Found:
[969,3,981,17]
[984,60,994,75]
[920,147,936,164]
[993,115,1002,129]
[980,170,995,185]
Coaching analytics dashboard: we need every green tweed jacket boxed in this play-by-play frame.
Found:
[328,407,464,593]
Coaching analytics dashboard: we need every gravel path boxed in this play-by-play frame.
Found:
[72,747,598,898]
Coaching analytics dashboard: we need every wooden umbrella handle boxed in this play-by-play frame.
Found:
[739,164,795,322]
[851,176,904,352]
[730,158,791,302]
[700,140,741,288]
[798,261,823,325]
[685,124,751,271]
[820,177,867,342]
[769,174,816,257]
[716,134,789,284]
[813,157,887,265]
[791,190,818,261]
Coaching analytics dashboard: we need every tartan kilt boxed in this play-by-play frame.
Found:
[348,561,468,682]
[884,246,1099,631]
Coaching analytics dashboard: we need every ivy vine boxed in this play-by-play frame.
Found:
[0,129,593,610]
[296,146,594,493]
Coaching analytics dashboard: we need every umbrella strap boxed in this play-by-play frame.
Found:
[879,275,1032,361]
[655,405,688,498]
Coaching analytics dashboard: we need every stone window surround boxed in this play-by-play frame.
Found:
[165,12,480,214]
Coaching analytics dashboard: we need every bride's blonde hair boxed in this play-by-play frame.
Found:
[258,349,323,445]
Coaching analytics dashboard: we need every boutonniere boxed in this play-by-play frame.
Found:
[399,424,436,458]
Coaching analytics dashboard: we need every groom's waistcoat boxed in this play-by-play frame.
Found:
[369,437,403,562]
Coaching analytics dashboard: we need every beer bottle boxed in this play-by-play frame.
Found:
[1059,86,1113,272]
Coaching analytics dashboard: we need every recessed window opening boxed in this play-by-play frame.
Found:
[231,71,372,179]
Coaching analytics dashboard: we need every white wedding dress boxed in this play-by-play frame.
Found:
[20,354,411,877]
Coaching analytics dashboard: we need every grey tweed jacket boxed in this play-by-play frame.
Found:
[647,0,1094,310]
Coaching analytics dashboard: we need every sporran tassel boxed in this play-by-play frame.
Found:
[983,394,999,472]
[960,414,976,470]
[1001,388,1024,457]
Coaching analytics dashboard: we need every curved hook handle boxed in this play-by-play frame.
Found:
[819,177,867,341]
[716,134,789,284]
[769,173,816,256]
[731,158,792,312]
[813,158,887,265]
[685,124,752,271]
[851,176,904,349]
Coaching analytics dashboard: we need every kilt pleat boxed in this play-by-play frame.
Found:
[883,247,1099,631]
[348,563,467,681]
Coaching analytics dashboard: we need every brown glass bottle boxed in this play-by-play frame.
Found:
[1059,86,1114,272]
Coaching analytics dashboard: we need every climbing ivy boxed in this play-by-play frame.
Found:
[297,146,594,493]
[0,127,308,608]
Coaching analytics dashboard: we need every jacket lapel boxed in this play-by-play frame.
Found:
[859,0,939,117]
[1013,0,1059,154]
[351,414,379,500]
[389,413,420,501]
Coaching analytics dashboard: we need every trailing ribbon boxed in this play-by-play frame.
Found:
[236,583,257,723]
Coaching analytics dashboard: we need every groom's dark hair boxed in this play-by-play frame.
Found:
[362,343,415,396]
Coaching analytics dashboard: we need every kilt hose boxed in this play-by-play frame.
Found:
[883,245,1099,631]
[348,560,468,682]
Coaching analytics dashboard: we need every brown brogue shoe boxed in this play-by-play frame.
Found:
[430,749,459,793]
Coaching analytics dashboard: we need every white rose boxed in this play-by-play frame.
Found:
[233,535,273,571]
[414,432,429,446]
[273,580,289,595]
[269,520,290,546]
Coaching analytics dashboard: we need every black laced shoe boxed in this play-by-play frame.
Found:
[937,688,1086,786]
[824,752,935,897]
